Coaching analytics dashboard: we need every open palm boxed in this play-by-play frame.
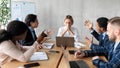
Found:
[85,20,93,30]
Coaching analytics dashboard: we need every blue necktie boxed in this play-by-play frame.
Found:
[32,30,37,41]
[99,34,103,46]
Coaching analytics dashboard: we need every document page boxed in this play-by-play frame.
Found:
[42,43,54,49]
[74,42,86,48]
[30,51,48,61]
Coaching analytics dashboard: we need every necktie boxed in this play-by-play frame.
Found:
[32,30,37,41]
[99,34,103,46]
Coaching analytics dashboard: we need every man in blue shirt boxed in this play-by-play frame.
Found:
[75,17,120,68]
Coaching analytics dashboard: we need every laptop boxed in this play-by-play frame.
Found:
[61,45,89,68]
[56,37,75,47]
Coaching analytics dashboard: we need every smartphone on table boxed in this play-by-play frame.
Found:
[69,50,76,55]
[24,62,40,68]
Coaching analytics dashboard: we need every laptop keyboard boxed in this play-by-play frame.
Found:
[69,60,89,68]
[69,61,80,68]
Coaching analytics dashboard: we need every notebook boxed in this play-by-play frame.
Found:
[30,51,48,61]
[61,45,89,68]
[56,37,75,47]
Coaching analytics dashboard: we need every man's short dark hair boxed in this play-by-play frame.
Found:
[97,17,108,30]
[25,14,37,26]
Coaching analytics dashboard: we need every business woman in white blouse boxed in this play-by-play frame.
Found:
[57,15,80,42]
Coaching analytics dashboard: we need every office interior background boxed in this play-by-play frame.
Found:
[10,0,120,42]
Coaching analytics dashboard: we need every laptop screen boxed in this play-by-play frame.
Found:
[56,37,75,47]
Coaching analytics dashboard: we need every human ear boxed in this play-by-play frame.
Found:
[115,29,120,35]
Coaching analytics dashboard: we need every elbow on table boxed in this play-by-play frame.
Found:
[19,59,28,62]
[17,56,29,62]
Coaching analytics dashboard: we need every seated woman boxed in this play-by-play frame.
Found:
[0,20,42,67]
[57,15,80,42]
[19,14,49,46]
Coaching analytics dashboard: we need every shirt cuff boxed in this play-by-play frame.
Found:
[89,43,92,48]
[90,29,94,33]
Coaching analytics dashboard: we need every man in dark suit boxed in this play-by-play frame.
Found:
[19,14,47,46]
[85,17,112,50]
[75,17,120,68]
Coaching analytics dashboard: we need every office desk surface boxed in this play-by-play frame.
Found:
[1,40,106,68]
[2,43,62,68]
[58,47,96,68]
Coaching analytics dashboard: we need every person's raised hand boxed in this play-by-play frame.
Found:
[66,23,71,31]
[85,36,92,45]
[44,28,54,37]
[32,41,42,51]
[36,43,42,50]
[85,19,93,30]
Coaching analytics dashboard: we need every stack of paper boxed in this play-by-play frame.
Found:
[74,42,86,48]
[30,51,48,61]
[42,43,54,49]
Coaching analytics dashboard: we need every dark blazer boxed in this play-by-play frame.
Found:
[90,30,113,59]
[84,42,120,68]
[90,30,112,50]
[93,43,120,68]
[19,28,37,46]
[19,28,47,46]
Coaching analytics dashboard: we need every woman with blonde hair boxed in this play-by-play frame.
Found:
[57,15,80,42]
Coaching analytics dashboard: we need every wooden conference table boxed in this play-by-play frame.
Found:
[58,47,96,68]
[2,40,100,68]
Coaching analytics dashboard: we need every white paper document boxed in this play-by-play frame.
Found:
[42,43,54,49]
[74,42,86,48]
[30,52,48,61]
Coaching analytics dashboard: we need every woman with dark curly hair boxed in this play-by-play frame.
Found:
[0,20,42,67]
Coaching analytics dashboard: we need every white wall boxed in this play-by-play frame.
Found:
[11,0,120,42]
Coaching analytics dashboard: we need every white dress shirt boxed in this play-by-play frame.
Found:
[113,41,120,52]
[57,26,80,42]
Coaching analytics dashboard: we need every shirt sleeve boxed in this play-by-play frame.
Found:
[90,29,94,33]
[73,28,80,42]
[93,52,120,68]
[91,29,100,41]
[57,27,62,36]
[83,48,108,57]
[1,41,36,62]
